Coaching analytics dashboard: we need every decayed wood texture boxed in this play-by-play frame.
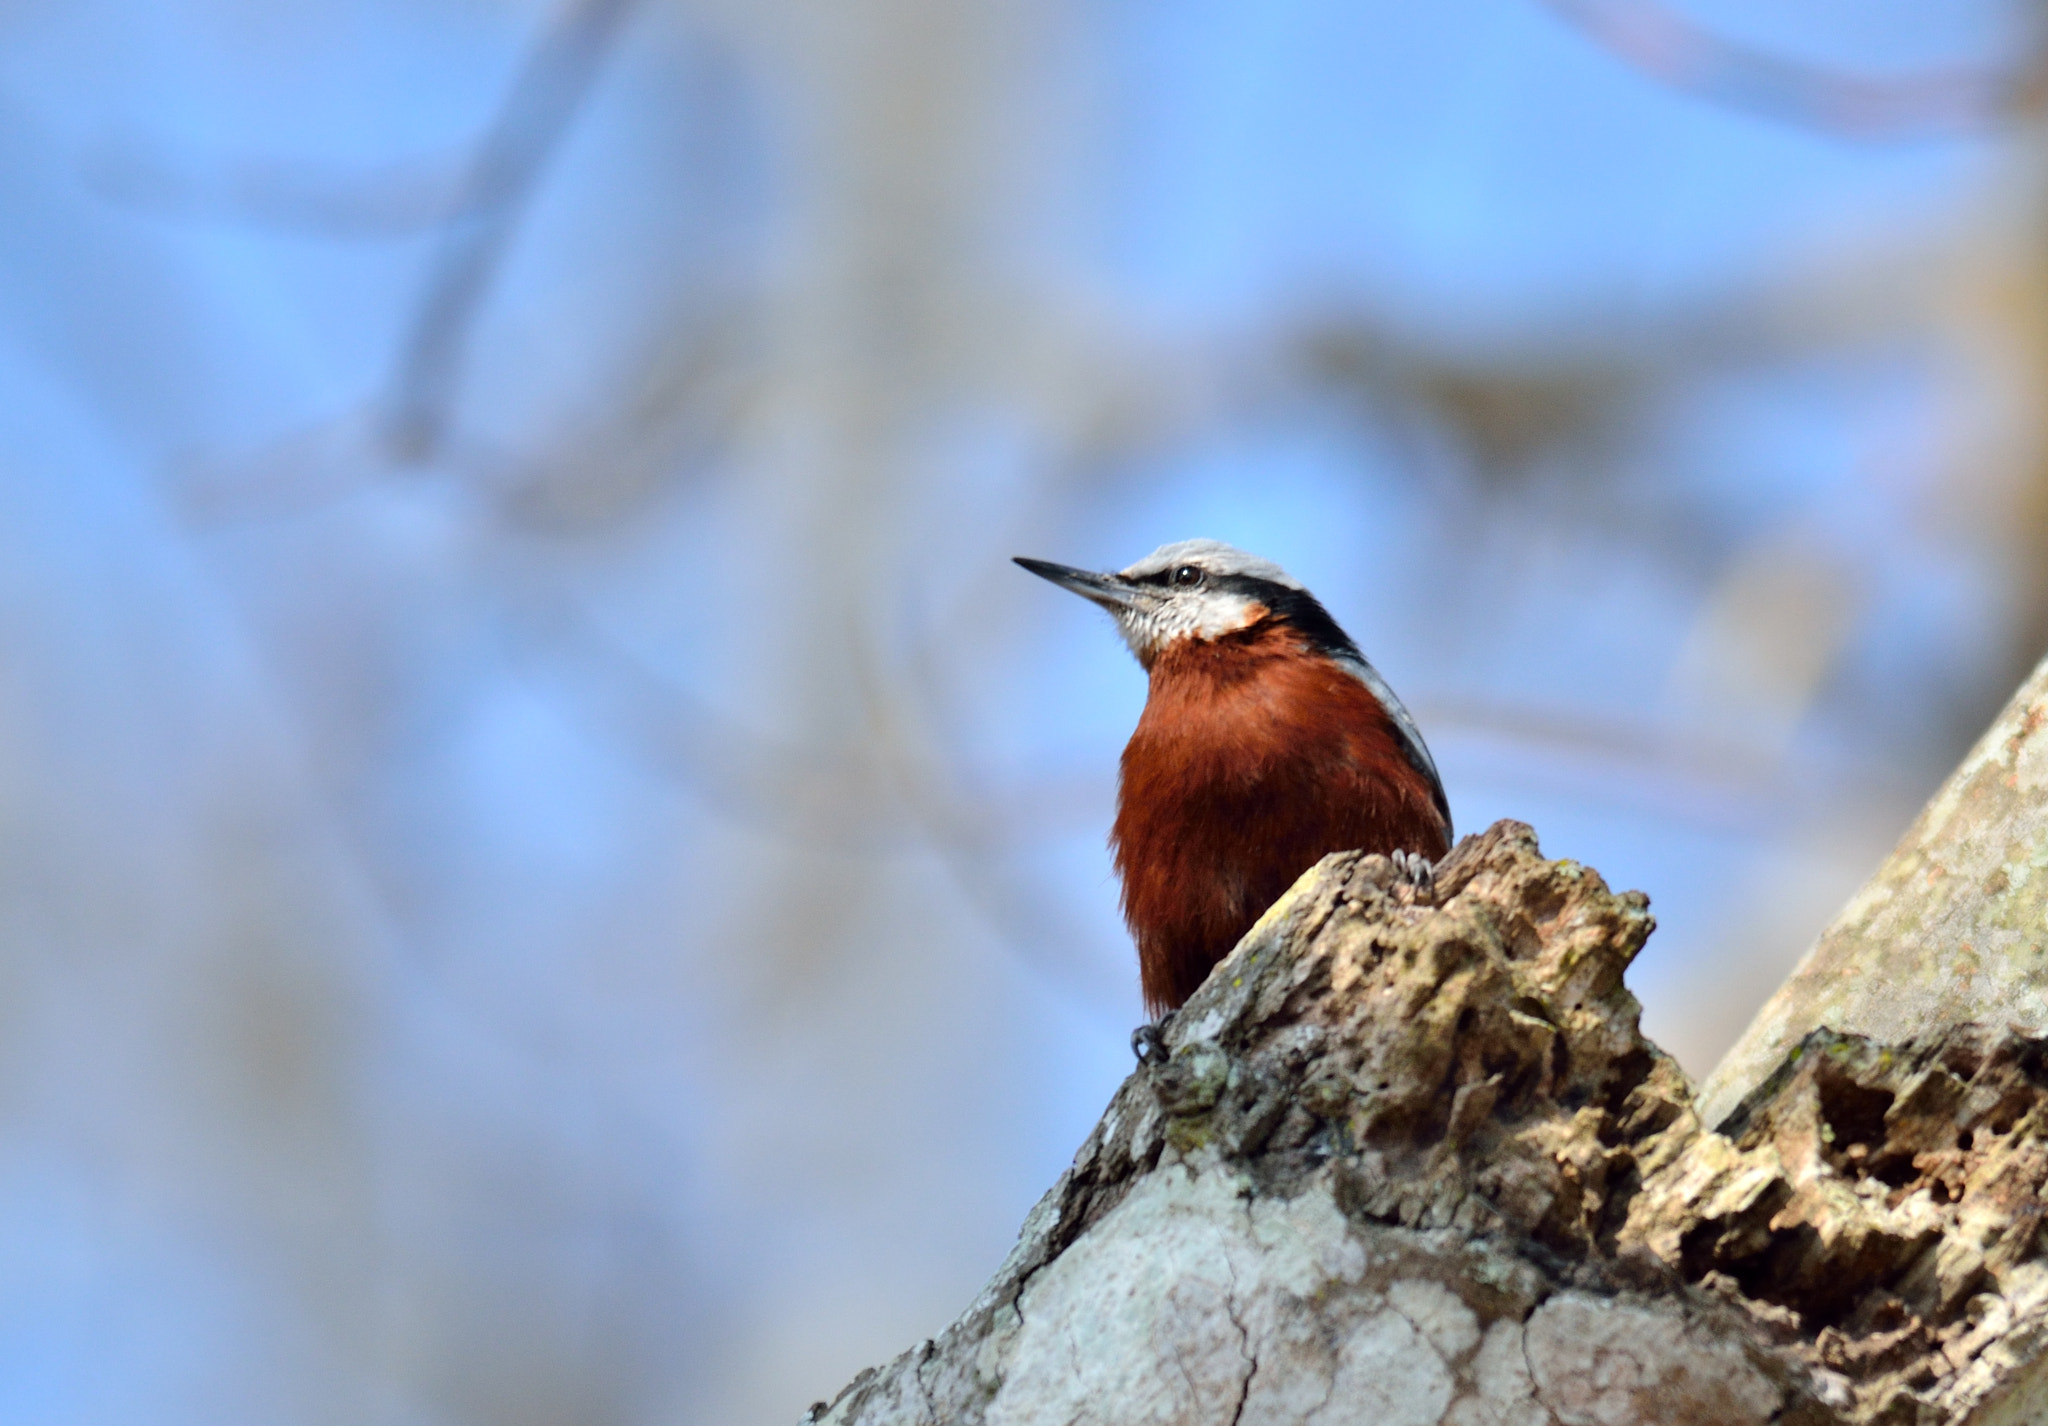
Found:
[1699,653,2048,1130]
[808,823,2048,1426]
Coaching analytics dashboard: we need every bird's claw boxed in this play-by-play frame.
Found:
[1132,1021,1169,1066]
[1392,849,1436,895]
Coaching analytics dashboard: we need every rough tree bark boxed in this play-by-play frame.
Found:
[808,669,2048,1426]
[1700,653,2048,1129]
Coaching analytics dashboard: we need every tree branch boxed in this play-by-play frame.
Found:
[1701,651,2048,1129]
[810,818,2048,1424]
[1536,0,2034,139]
[387,0,640,461]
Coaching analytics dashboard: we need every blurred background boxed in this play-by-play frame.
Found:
[0,0,2042,1420]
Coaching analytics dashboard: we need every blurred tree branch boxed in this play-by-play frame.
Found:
[388,0,641,461]
[88,0,643,464]
[1536,0,2041,137]
[84,147,474,234]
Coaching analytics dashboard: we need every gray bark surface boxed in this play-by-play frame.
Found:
[807,823,2048,1426]
[1699,654,2048,1130]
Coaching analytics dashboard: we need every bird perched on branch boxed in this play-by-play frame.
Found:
[1017,540,1451,1025]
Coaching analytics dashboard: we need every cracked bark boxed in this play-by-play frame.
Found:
[807,663,2048,1426]
[1700,652,2048,1130]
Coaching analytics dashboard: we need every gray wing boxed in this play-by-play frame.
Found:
[1333,652,1451,839]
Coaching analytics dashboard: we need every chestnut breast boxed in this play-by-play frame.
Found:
[1112,619,1450,1013]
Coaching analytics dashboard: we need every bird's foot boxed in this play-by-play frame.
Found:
[1131,1017,1172,1066]
[1392,849,1436,897]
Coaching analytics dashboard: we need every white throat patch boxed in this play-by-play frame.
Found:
[1103,539,1303,662]
[1112,589,1268,662]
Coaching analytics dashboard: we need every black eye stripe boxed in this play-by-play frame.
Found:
[1135,568,1370,660]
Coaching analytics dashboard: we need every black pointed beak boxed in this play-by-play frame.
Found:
[1014,557,1140,610]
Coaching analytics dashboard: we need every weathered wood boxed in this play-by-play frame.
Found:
[1699,653,2048,1131]
[808,822,2048,1425]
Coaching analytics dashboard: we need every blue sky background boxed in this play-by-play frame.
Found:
[0,0,2038,1421]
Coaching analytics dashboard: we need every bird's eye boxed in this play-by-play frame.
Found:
[1172,565,1204,588]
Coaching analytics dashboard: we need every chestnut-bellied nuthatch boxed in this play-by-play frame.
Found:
[1018,539,1451,1022]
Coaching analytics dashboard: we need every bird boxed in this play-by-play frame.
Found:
[1016,539,1451,1022]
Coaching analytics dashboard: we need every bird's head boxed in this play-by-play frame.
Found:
[1017,537,1452,835]
[1015,539,1340,668]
